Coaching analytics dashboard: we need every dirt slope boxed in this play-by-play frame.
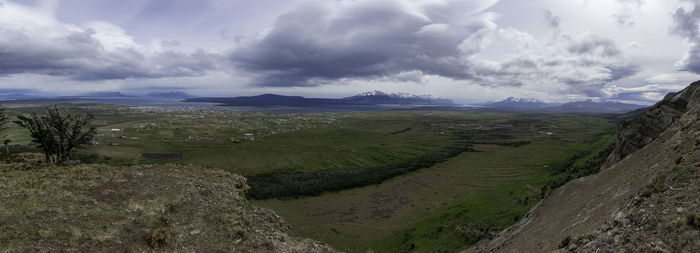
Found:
[468,81,700,252]
[0,164,335,252]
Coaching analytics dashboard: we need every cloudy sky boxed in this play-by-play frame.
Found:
[1,0,699,104]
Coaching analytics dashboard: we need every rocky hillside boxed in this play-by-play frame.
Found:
[604,80,700,167]
[0,164,334,252]
[468,81,700,252]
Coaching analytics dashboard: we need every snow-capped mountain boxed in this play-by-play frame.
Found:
[487,97,557,109]
[344,91,454,105]
[354,90,434,99]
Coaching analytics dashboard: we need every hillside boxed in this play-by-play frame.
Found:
[605,81,700,166]
[0,164,334,252]
[468,81,700,252]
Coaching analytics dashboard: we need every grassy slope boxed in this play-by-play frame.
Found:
[0,164,334,252]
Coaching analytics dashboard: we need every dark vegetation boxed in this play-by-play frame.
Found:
[247,137,478,199]
[142,153,183,160]
[540,130,616,198]
[13,105,96,164]
[559,235,572,249]
[687,213,700,230]
[389,127,413,135]
[0,105,8,134]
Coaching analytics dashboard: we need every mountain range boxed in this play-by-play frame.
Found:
[77,91,134,97]
[185,91,456,107]
[142,91,196,99]
[485,97,557,109]
[67,91,196,99]
[0,93,36,99]
[485,97,647,113]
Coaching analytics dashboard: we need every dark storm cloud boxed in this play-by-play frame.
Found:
[0,29,222,80]
[671,0,700,74]
[0,1,223,80]
[231,0,496,86]
[671,0,700,40]
[608,65,641,82]
[231,0,637,95]
[0,0,643,99]
[675,43,700,74]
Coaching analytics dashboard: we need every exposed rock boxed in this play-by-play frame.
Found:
[604,80,700,168]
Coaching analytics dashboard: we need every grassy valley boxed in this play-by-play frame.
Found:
[0,102,617,252]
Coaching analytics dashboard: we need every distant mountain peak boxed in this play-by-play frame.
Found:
[500,97,545,103]
[487,97,555,109]
[355,90,388,97]
[79,91,131,97]
[354,90,433,99]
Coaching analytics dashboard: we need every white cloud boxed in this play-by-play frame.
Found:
[0,0,697,104]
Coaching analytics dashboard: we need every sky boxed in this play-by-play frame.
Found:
[1,0,700,104]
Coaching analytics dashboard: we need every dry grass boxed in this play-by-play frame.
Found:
[0,163,334,252]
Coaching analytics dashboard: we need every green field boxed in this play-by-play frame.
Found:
[254,113,616,252]
[0,102,618,252]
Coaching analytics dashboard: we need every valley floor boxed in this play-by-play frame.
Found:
[0,101,619,252]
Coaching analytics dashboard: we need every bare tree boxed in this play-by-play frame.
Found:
[15,105,96,164]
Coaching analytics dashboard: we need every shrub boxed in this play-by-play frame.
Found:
[14,105,96,164]
[559,235,572,248]
[686,213,700,229]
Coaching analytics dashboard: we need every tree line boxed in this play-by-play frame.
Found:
[0,104,96,164]
[246,141,478,199]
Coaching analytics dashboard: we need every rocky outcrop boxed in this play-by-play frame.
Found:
[559,164,699,252]
[467,80,700,252]
[604,81,700,168]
